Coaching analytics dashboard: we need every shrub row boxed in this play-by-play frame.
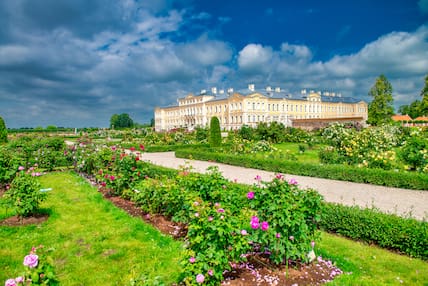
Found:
[319,203,428,260]
[175,149,428,190]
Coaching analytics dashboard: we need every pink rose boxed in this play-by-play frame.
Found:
[196,274,204,284]
[261,221,269,231]
[247,192,255,199]
[5,279,17,286]
[23,254,38,268]
[207,269,214,276]
[189,257,196,263]
[18,166,25,171]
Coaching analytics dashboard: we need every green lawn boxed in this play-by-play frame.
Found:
[273,142,321,163]
[1,172,427,285]
[0,172,183,285]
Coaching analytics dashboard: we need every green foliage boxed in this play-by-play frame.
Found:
[320,203,428,260]
[209,117,221,147]
[249,176,323,264]
[0,116,7,143]
[238,125,254,140]
[3,170,46,218]
[255,121,285,143]
[110,113,134,129]
[367,74,394,126]
[398,100,423,119]
[399,131,428,171]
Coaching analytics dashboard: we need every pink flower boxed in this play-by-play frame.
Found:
[208,216,214,222]
[130,147,135,151]
[110,175,115,181]
[196,274,205,284]
[189,257,196,263]
[276,173,284,179]
[208,269,214,276]
[241,229,248,235]
[247,192,255,199]
[254,175,261,181]
[276,233,281,238]
[23,254,38,268]
[311,241,315,248]
[5,279,16,286]
[214,203,220,207]
[101,182,106,187]
[194,212,199,217]
[111,145,117,151]
[250,216,260,229]
[135,157,140,161]
[288,178,298,185]
[261,221,269,231]
[18,166,25,171]
[289,235,294,241]
[193,201,199,206]
[15,277,24,283]
[140,144,145,151]
[217,208,225,213]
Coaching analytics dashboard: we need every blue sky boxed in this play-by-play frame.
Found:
[0,0,427,128]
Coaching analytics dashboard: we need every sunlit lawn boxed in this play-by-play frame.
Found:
[0,172,183,285]
[272,142,321,163]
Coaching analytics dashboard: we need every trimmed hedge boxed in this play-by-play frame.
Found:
[175,149,428,190]
[320,203,428,260]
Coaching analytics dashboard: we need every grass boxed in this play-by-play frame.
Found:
[1,172,427,285]
[0,172,183,285]
[318,232,428,285]
[273,142,321,163]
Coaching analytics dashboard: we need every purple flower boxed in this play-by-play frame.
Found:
[276,173,284,179]
[196,274,205,284]
[18,166,25,171]
[276,233,281,238]
[247,192,255,199]
[261,221,269,231]
[207,269,214,276]
[189,257,196,263]
[5,279,16,286]
[288,178,298,185]
[23,254,38,268]
[254,175,262,181]
[241,229,248,235]
[217,208,225,213]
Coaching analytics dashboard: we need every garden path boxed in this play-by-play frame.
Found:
[141,152,428,221]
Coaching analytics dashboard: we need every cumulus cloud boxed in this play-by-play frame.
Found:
[238,44,273,73]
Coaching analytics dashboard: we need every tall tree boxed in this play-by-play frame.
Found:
[0,116,7,143]
[420,74,428,116]
[367,75,394,126]
[110,113,134,129]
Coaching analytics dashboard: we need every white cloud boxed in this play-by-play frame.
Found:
[238,44,273,73]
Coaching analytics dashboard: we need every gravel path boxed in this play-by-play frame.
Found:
[141,152,428,221]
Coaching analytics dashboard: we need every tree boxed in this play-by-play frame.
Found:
[420,74,428,116]
[209,116,221,147]
[110,113,134,129]
[398,100,421,119]
[0,116,7,143]
[367,75,394,126]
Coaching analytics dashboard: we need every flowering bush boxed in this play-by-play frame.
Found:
[248,175,323,264]
[5,245,58,285]
[3,167,46,218]
[181,201,251,285]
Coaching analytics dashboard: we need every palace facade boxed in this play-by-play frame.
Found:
[154,85,368,131]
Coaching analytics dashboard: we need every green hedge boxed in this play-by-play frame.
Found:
[320,203,428,260]
[175,149,428,190]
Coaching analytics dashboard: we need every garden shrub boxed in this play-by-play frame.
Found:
[320,203,428,260]
[209,117,221,147]
[248,175,323,264]
[3,168,46,218]
[399,133,428,172]
[0,115,8,143]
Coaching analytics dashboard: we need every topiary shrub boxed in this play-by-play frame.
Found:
[0,116,7,143]
[209,116,221,147]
